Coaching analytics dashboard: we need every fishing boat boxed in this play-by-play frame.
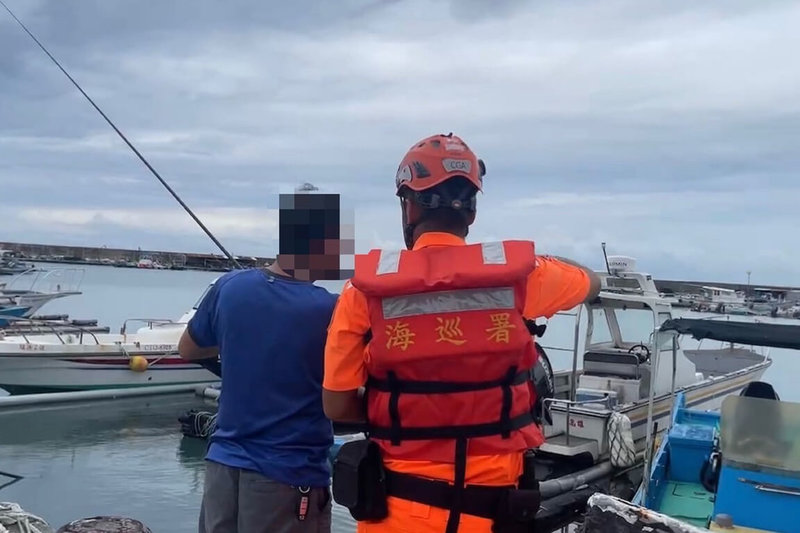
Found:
[0,304,32,327]
[0,280,219,395]
[0,250,36,276]
[0,267,84,318]
[487,255,772,530]
[581,318,800,533]
[537,256,770,470]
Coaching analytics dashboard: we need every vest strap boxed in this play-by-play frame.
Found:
[445,437,468,533]
[366,368,531,394]
[387,371,402,446]
[500,366,517,439]
[367,411,535,441]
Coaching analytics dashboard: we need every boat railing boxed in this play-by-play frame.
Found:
[119,318,183,336]
[0,315,102,345]
[1,267,85,294]
[544,396,615,410]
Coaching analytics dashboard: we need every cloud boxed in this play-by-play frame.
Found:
[0,0,798,285]
[16,206,276,236]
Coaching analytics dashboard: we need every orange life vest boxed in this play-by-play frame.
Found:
[351,240,545,464]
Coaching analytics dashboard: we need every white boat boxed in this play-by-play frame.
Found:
[0,250,36,276]
[700,285,746,305]
[137,258,167,269]
[0,280,219,395]
[0,267,85,317]
[537,256,771,468]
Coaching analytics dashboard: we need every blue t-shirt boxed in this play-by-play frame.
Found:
[187,268,338,487]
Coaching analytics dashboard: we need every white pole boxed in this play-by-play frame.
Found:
[0,383,200,409]
[669,335,677,427]
[641,315,660,505]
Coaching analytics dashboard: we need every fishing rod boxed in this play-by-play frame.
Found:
[2,0,230,376]
[0,0,242,271]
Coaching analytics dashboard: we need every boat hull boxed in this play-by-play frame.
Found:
[0,306,31,326]
[545,360,770,459]
[0,354,219,394]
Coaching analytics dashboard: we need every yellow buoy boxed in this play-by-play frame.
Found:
[129,355,149,372]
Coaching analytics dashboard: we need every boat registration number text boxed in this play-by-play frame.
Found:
[19,344,46,351]
[141,344,176,352]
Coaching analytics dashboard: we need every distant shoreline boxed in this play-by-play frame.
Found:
[27,257,233,273]
[1,240,273,272]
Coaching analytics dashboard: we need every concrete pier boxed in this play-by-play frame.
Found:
[0,241,273,272]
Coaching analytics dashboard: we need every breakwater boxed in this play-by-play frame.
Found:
[0,241,272,272]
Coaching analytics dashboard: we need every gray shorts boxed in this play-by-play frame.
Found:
[199,460,332,533]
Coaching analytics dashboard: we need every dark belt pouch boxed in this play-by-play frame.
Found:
[491,486,541,533]
[331,439,388,521]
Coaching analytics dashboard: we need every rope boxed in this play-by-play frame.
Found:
[178,410,217,439]
[0,502,53,533]
[193,412,217,438]
[608,412,637,468]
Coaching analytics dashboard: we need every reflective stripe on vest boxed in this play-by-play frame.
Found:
[382,286,515,320]
[376,241,507,277]
[481,241,506,265]
[376,249,401,275]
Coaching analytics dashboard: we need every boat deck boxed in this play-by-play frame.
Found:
[658,481,714,529]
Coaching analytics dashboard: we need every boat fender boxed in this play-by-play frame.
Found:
[128,356,149,372]
[608,412,637,468]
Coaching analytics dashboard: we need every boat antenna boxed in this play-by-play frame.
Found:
[0,0,242,270]
[601,242,611,274]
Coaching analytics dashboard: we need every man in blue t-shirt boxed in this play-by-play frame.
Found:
[179,191,346,533]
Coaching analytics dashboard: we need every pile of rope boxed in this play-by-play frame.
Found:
[0,502,53,533]
[608,412,637,468]
[178,409,217,439]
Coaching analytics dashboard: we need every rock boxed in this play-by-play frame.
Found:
[56,516,152,533]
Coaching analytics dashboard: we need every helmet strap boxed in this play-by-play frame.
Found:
[400,197,416,250]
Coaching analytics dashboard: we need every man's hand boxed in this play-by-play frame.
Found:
[178,328,219,361]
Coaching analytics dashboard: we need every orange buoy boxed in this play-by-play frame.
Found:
[128,355,149,372]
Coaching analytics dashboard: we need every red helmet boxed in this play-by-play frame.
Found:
[395,133,485,195]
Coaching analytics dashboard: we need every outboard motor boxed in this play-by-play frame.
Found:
[739,381,780,400]
[525,319,555,426]
[532,342,555,426]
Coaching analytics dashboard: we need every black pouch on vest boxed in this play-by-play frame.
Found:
[331,439,388,521]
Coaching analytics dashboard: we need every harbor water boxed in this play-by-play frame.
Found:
[1,263,798,531]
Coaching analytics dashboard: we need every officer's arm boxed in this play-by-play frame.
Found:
[323,388,366,423]
[322,282,370,423]
[548,256,601,302]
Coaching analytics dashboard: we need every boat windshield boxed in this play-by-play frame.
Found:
[720,396,800,474]
[613,309,675,350]
[192,283,214,310]
[590,308,614,344]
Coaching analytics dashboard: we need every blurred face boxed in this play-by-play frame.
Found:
[278,238,345,282]
[278,192,353,282]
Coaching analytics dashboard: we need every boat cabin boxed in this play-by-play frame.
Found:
[574,267,701,409]
[700,286,745,305]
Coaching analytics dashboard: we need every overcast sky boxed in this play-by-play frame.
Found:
[1,0,798,285]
